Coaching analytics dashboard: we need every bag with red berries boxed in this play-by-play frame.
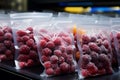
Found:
[111,18,120,69]
[10,12,53,69]
[33,20,77,77]
[76,19,115,79]
[0,14,15,62]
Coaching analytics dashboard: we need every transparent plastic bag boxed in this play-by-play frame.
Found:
[34,20,76,77]
[0,14,15,62]
[10,12,53,69]
[77,20,115,79]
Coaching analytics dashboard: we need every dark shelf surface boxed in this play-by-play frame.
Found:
[0,61,120,80]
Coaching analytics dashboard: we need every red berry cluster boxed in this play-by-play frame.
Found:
[0,26,15,61]
[16,27,39,68]
[79,34,113,77]
[39,29,75,76]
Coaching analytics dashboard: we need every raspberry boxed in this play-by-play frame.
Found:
[100,45,108,54]
[54,67,61,75]
[62,36,72,44]
[106,67,113,74]
[0,43,6,53]
[17,30,27,37]
[51,63,58,69]
[96,39,102,46]
[82,45,90,54]
[29,34,34,39]
[60,62,69,73]
[17,54,29,62]
[46,41,55,49]
[90,52,99,65]
[50,55,58,64]
[19,62,26,68]
[41,55,49,62]
[90,36,96,42]
[39,39,47,48]
[43,61,52,69]
[19,42,24,46]
[69,65,75,73]
[86,62,98,75]
[66,55,73,64]
[66,45,73,54]
[58,56,65,64]
[43,35,50,42]
[4,33,13,40]
[62,52,68,59]
[0,36,4,42]
[59,32,69,37]
[26,39,35,47]
[54,37,61,45]
[98,69,106,75]
[0,29,4,36]
[4,40,12,48]
[102,40,109,49]
[26,27,33,32]
[0,54,7,61]
[29,50,37,60]
[88,42,100,52]
[5,49,12,57]
[82,34,90,44]
[81,69,90,77]
[19,45,30,54]
[116,32,120,39]
[42,48,52,56]
[81,54,91,65]
[54,50,62,57]
[46,68,54,75]
[22,35,29,42]
[32,45,37,51]
[17,36,23,42]
[26,59,34,66]
[3,26,12,33]
[59,45,66,52]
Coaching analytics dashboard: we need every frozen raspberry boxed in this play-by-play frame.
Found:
[66,55,73,64]
[4,40,12,48]
[19,42,24,46]
[43,35,50,42]
[32,45,37,51]
[0,36,4,42]
[102,40,109,49]
[90,36,96,42]
[19,62,26,68]
[0,29,4,36]
[43,61,52,69]
[26,39,35,47]
[81,69,90,77]
[60,62,69,73]
[116,32,120,39]
[90,52,99,65]
[82,45,90,54]
[29,34,34,39]
[81,54,91,65]
[62,52,68,59]
[17,30,27,37]
[100,45,108,54]
[82,34,90,44]
[0,43,6,53]
[50,55,58,64]
[4,33,13,40]
[29,50,37,60]
[41,55,49,62]
[59,45,66,52]
[5,49,12,57]
[26,59,34,66]
[54,67,61,75]
[89,42,100,52]
[0,54,7,61]
[66,45,73,54]
[54,50,62,57]
[106,67,113,74]
[54,37,61,45]
[59,32,69,37]
[69,65,75,73]
[58,56,65,64]
[22,35,29,42]
[98,69,106,75]
[3,26,12,33]
[26,27,33,32]
[62,36,72,44]
[17,36,23,42]
[19,45,30,54]
[87,62,98,75]
[51,63,58,69]
[17,54,29,62]
[46,41,55,49]
[42,48,52,56]
[46,68,54,75]
[39,39,47,48]
[96,39,102,46]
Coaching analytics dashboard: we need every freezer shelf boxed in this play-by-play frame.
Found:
[0,61,120,80]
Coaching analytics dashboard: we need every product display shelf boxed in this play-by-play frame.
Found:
[0,61,120,80]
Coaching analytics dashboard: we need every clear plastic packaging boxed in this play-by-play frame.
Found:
[10,12,53,69]
[0,14,15,62]
[34,20,76,77]
[77,19,115,79]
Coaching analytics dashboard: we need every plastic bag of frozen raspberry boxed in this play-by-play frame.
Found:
[111,18,120,69]
[33,20,77,77]
[10,12,53,69]
[76,19,116,79]
[0,14,15,62]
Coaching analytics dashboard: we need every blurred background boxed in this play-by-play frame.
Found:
[0,0,120,17]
